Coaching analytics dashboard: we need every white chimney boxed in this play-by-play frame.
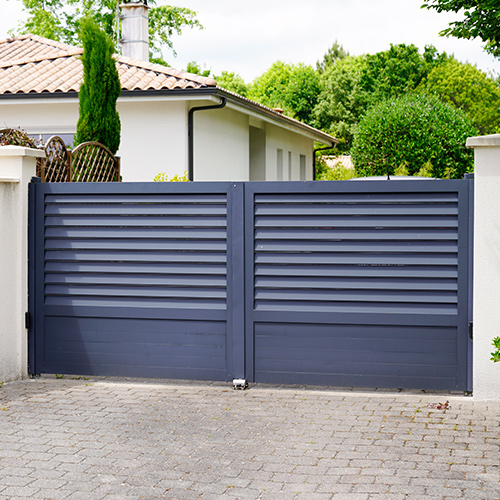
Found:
[120,0,150,61]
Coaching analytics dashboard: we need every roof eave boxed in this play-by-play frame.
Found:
[0,90,79,100]
[215,88,337,146]
[0,86,337,146]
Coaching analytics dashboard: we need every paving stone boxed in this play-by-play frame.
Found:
[0,376,499,500]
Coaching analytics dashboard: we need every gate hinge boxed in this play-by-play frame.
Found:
[469,321,473,342]
[25,312,31,330]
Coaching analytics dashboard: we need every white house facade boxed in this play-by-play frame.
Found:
[0,33,336,182]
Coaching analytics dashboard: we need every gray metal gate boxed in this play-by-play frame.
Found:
[28,182,245,381]
[29,179,472,391]
[244,180,472,391]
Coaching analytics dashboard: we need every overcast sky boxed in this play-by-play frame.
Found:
[1,0,499,81]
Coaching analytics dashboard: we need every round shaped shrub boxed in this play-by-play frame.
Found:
[351,93,478,179]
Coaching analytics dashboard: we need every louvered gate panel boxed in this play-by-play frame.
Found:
[30,182,244,381]
[245,180,472,391]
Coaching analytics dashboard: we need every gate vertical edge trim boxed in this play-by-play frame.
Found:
[27,180,37,375]
[34,184,47,375]
[228,183,245,380]
[456,180,472,391]
[467,176,474,392]
[244,183,256,383]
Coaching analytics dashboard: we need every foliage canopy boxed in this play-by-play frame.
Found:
[313,44,450,152]
[313,55,366,152]
[316,40,349,73]
[248,61,320,126]
[13,0,202,62]
[215,71,250,97]
[351,93,477,179]
[418,58,500,134]
[422,0,500,57]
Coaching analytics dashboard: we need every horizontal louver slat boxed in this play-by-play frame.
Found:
[45,250,227,263]
[254,203,458,216]
[254,264,458,278]
[254,276,457,290]
[255,240,457,253]
[46,239,227,251]
[255,228,458,240]
[45,216,227,227]
[254,193,459,204]
[254,215,458,228]
[45,262,227,275]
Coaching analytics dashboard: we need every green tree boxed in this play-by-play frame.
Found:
[313,44,450,152]
[75,17,121,154]
[316,40,349,73]
[249,61,320,126]
[351,93,477,179]
[359,44,448,104]
[13,0,202,62]
[422,0,500,57]
[418,58,500,134]
[185,61,211,77]
[215,71,250,97]
[313,55,366,152]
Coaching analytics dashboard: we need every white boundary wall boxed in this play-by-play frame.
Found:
[467,134,500,400]
[0,146,43,383]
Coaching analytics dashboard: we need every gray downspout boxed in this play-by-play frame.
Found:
[188,97,227,181]
[313,144,336,180]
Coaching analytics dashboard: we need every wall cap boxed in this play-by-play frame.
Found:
[0,145,46,158]
[466,134,500,149]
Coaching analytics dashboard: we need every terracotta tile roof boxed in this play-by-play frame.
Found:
[0,34,217,95]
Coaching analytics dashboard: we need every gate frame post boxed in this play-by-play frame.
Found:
[0,146,45,382]
[228,182,246,382]
[467,134,500,400]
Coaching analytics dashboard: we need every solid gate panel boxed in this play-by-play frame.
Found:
[245,180,472,391]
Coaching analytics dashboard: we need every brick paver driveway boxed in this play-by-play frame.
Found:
[0,376,499,499]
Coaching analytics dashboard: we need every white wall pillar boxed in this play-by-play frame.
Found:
[466,134,500,400]
[0,146,44,383]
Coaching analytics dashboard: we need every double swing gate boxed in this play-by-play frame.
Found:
[28,178,473,391]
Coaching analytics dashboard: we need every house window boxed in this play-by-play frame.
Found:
[288,151,292,180]
[299,154,306,180]
[249,126,266,181]
[277,149,283,181]
[29,133,75,148]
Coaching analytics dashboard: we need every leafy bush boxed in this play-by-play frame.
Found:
[0,128,41,148]
[491,337,500,363]
[351,93,478,179]
[154,171,189,182]
[316,157,357,180]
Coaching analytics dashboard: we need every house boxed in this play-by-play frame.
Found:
[0,4,336,182]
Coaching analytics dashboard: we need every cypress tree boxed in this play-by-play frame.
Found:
[76,17,121,154]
